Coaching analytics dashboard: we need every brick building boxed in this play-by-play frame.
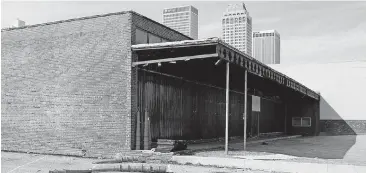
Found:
[2,11,192,157]
[2,11,320,157]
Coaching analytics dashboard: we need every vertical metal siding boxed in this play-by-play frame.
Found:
[138,69,284,141]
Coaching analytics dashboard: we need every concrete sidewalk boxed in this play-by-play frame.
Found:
[1,152,276,173]
[344,135,366,163]
[1,152,96,173]
[172,155,366,173]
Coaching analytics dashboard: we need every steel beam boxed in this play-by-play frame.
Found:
[132,53,218,67]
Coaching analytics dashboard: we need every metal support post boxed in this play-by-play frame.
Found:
[225,62,230,155]
[244,69,248,151]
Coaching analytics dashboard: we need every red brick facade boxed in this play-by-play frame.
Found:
[1,11,190,157]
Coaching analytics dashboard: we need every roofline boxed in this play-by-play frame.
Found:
[130,11,193,40]
[253,30,280,34]
[217,39,318,99]
[163,5,197,11]
[225,2,249,14]
[1,11,133,32]
[1,10,192,40]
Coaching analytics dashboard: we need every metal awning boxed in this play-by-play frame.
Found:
[131,37,319,100]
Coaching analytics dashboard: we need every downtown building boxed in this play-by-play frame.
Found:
[253,30,281,64]
[162,5,198,39]
[222,3,252,56]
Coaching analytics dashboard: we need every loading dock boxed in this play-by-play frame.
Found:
[131,38,320,151]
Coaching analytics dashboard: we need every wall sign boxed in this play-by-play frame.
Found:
[252,96,261,112]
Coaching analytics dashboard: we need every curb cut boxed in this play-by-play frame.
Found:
[247,135,301,145]
[175,135,302,155]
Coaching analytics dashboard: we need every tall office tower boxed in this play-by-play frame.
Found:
[163,5,198,39]
[253,30,281,64]
[222,3,252,55]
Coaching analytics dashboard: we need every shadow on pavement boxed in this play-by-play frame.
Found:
[244,95,358,159]
[319,96,357,135]
[246,135,356,159]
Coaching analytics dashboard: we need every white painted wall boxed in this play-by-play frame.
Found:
[270,61,366,120]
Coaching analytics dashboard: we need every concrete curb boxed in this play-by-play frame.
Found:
[171,156,366,173]
[92,163,169,172]
[92,156,141,164]
[49,170,91,173]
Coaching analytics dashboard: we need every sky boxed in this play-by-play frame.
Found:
[2,1,366,64]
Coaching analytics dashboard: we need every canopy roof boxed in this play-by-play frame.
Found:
[132,37,319,100]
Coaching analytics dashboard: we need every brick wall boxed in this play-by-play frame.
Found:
[1,12,133,157]
[320,120,366,135]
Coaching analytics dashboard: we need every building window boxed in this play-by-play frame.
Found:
[302,117,311,127]
[135,28,168,45]
[292,117,312,127]
[135,28,148,44]
[135,29,147,44]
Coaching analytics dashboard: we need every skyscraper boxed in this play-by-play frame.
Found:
[253,30,281,64]
[162,5,198,39]
[222,3,252,56]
